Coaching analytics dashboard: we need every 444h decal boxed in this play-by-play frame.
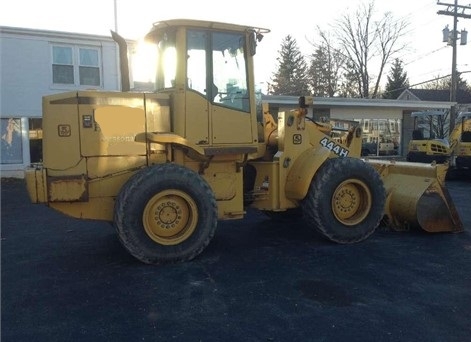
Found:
[319,137,349,157]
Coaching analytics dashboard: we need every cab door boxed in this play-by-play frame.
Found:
[209,31,253,145]
[186,29,253,146]
[185,30,210,145]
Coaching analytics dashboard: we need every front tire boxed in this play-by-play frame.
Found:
[301,158,385,244]
[114,164,217,264]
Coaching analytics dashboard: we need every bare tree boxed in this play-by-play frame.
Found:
[334,1,409,98]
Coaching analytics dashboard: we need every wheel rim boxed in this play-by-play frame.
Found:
[143,189,198,245]
[331,179,372,226]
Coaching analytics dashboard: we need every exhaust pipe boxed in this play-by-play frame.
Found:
[111,30,130,92]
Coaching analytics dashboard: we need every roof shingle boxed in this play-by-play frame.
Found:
[406,88,471,103]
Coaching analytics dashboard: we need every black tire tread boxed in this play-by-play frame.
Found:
[114,163,217,264]
[301,158,386,244]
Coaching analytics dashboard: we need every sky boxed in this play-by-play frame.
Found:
[1,0,470,90]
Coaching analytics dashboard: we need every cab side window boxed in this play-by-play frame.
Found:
[186,29,250,112]
[212,32,249,112]
[187,30,207,96]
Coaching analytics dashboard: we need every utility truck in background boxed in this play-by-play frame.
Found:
[24,19,463,264]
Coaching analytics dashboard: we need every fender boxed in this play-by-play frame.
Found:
[285,147,332,200]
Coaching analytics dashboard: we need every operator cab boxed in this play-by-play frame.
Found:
[143,19,269,146]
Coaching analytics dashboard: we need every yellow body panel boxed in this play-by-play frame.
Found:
[211,105,254,144]
[81,106,146,156]
[42,92,86,176]
[24,167,47,203]
[449,116,471,169]
[50,197,116,221]
[284,148,331,200]
[457,142,471,157]
[185,91,210,144]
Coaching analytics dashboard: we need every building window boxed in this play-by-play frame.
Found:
[52,46,74,84]
[52,45,101,87]
[1,118,23,164]
[79,48,100,86]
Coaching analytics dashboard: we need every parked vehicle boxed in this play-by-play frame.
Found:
[24,19,462,264]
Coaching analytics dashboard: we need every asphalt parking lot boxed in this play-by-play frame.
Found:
[2,176,471,342]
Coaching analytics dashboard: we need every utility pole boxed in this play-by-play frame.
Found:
[437,0,471,132]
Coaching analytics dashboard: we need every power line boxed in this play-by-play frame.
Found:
[412,70,471,87]
[388,2,436,27]
[403,46,448,66]
[399,4,439,36]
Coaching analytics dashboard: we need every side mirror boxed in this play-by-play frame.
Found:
[248,32,257,56]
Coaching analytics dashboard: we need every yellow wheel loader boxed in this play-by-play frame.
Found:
[406,111,450,164]
[24,19,462,264]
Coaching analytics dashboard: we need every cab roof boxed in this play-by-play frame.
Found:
[147,18,270,36]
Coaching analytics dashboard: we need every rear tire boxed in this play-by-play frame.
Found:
[114,164,217,264]
[301,158,385,244]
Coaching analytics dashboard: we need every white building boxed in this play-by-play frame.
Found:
[0,26,123,177]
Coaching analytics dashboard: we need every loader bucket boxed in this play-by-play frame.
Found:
[366,160,463,233]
